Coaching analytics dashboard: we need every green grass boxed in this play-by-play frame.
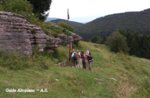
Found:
[0,41,150,98]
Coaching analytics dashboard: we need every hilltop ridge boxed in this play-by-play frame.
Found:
[52,8,150,39]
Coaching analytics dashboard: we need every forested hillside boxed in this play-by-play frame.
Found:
[70,9,150,39]
[51,8,150,41]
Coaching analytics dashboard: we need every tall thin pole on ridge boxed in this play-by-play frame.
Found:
[67,8,70,21]
[67,8,72,61]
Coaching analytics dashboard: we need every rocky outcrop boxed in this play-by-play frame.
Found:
[57,33,82,44]
[45,33,82,53]
[0,11,82,55]
[0,11,47,55]
[45,37,62,52]
[71,33,82,42]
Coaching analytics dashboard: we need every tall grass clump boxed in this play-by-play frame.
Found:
[0,50,56,70]
[0,0,32,16]
[0,52,30,70]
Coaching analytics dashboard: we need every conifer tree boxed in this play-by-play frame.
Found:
[27,0,52,20]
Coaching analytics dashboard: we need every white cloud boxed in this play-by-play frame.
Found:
[48,0,150,22]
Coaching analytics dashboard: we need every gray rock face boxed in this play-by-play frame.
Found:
[71,33,82,42]
[0,11,47,55]
[57,33,82,45]
[0,11,82,55]
[44,37,62,53]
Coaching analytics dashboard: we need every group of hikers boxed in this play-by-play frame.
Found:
[69,48,93,70]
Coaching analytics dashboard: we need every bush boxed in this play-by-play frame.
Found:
[0,51,54,70]
[0,0,47,31]
[0,0,40,24]
[0,0,33,15]
[0,52,30,70]
[106,31,129,53]
[91,36,106,44]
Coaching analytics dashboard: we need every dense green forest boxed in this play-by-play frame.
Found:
[105,30,150,59]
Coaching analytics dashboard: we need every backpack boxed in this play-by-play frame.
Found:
[87,55,93,62]
[71,52,78,60]
[71,52,75,58]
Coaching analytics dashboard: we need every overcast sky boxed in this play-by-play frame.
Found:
[48,0,150,23]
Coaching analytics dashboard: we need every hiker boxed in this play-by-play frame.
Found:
[81,51,86,69]
[68,43,73,61]
[77,50,82,68]
[69,48,72,61]
[71,49,78,67]
[87,52,93,70]
[85,49,90,56]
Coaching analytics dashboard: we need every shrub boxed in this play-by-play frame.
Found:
[91,36,106,44]
[106,31,129,53]
[0,0,46,30]
[0,0,33,15]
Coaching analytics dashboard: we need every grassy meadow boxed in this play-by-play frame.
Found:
[0,41,150,98]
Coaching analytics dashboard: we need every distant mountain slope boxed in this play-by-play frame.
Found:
[69,9,150,39]
[46,17,60,21]
[86,9,150,35]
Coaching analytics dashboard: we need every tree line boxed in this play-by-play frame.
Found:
[104,30,150,59]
